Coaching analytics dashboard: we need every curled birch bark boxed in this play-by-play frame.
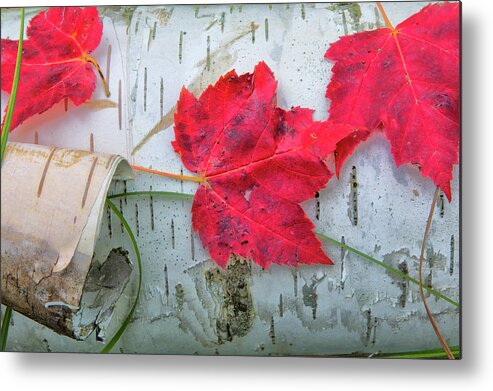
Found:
[1,142,134,340]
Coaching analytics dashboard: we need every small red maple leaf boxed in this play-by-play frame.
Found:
[1,7,108,131]
[173,62,355,268]
[325,3,459,200]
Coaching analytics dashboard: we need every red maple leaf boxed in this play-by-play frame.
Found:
[1,7,108,131]
[173,62,355,268]
[325,3,459,200]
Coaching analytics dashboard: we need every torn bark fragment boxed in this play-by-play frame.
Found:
[73,248,133,340]
[1,142,133,339]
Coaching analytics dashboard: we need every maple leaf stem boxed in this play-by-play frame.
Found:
[131,165,204,183]
[419,186,455,360]
[101,199,142,353]
[86,56,110,97]
[376,2,396,31]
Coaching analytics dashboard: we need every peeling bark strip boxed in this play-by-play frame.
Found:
[1,142,133,339]
[73,248,133,340]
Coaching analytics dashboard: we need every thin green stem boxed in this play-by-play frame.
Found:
[101,199,142,353]
[1,307,13,351]
[108,191,194,201]
[376,345,460,359]
[1,8,24,162]
[316,233,459,308]
[0,8,25,353]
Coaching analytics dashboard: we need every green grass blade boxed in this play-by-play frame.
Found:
[101,199,142,353]
[376,345,460,359]
[108,190,193,200]
[1,307,13,352]
[106,190,458,308]
[316,233,459,307]
[1,8,25,353]
[1,8,25,162]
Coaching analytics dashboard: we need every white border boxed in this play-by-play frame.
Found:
[2,0,492,390]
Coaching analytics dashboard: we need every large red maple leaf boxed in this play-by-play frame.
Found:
[325,3,459,200]
[1,7,106,131]
[173,62,355,268]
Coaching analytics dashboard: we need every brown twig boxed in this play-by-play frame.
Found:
[419,186,455,359]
